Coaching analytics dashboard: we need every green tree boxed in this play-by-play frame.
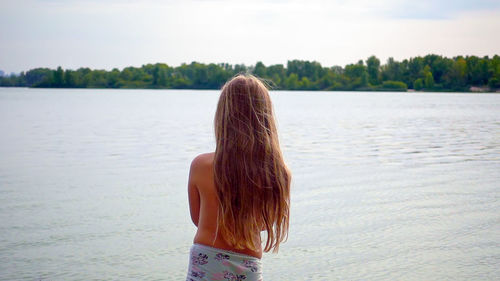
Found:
[344,61,368,89]
[53,66,64,87]
[107,68,120,88]
[488,78,499,89]
[381,80,407,91]
[266,64,286,88]
[64,70,75,87]
[408,57,424,88]
[414,78,424,90]
[444,57,467,90]
[381,57,402,82]
[299,77,312,90]
[253,61,267,78]
[24,68,52,87]
[423,54,451,84]
[423,66,435,89]
[366,55,380,85]
[285,73,299,90]
[4,55,497,91]
[157,66,168,88]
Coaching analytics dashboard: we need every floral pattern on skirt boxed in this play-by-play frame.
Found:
[186,244,263,281]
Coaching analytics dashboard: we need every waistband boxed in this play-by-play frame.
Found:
[191,243,262,261]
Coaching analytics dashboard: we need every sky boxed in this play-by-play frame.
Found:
[1,0,500,73]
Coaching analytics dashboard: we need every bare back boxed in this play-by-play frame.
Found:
[188,152,263,259]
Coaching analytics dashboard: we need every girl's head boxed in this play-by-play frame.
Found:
[214,74,291,253]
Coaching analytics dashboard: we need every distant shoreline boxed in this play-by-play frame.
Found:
[1,86,498,94]
[1,55,499,92]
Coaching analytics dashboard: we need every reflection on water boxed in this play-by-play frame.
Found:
[0,88,499,280]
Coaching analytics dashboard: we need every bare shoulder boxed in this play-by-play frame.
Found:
[190,152,215,181]
[191,152,215,168]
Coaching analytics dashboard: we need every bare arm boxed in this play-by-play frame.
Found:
[188,158,200,227]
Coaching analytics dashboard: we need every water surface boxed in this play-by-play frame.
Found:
[0,88,499,280]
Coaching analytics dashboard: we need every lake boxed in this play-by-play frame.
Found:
[0,88,499,280]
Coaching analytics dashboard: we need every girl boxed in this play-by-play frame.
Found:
[186,74,291,281]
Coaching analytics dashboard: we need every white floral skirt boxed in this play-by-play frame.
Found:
[186,243,263,281]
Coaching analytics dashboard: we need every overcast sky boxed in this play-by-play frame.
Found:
[1,0,500,73]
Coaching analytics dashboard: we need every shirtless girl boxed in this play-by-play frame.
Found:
[186,75,291,280]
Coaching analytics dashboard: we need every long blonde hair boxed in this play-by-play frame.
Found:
[213,74,291,253]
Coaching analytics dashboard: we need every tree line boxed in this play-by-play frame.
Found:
[1,54,499,92]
